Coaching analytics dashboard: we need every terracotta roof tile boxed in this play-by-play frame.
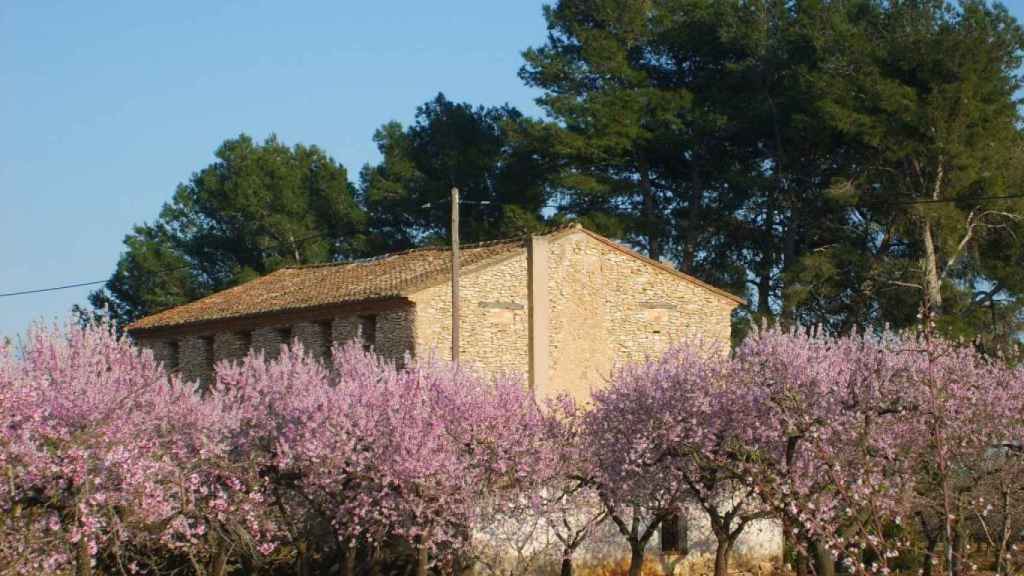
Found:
[126,224,745,333]
[126,238,524,332]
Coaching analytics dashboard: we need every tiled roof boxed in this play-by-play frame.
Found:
[126,224,745,333]
[126,237,525,332]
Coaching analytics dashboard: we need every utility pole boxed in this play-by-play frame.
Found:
[450,186,460,364]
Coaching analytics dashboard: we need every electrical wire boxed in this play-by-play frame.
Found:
[2,193,1022,299]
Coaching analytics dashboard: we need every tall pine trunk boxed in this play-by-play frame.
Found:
[922,217,943,322]
[639,163,661,262]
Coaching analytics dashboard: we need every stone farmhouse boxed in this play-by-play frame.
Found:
[127,224,744,400]
[127,224,782,571]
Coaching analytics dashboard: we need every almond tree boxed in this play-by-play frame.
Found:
[583,360,695,576]
[0,321,272,576]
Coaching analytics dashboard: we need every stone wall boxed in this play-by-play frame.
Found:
[408,230,738,401]
[135,302,416,386]
[541,230,737,402]
[136,230,737,401]
[214,331,250,364]
[410,253,530,376]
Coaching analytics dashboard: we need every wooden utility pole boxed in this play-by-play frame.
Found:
[450,186,460,363]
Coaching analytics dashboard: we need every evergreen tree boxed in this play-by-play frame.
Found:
[806,0,1024,341]
[359,94,553,252]
[89,134,366,324]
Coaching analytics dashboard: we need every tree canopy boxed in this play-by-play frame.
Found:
[359,93,554,253]
[88,134,367,324]
[519,0,1024,346]
[88,0,1024,347]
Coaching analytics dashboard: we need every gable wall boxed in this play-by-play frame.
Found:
[540,231,736,402]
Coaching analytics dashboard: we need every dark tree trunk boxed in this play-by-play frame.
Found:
[713,538,734,576]
[923,532,940,576]
[681,160,702,273]
[296,540,311,576]
[951,519,968,576]
[369,543,382,576]
[627,544,646,576]
[560,555,574,576]
[639,165,661,262]
[796,549,810,576]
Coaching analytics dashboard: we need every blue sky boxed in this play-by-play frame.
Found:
[0,1,548,338]
[3,1,1024,339]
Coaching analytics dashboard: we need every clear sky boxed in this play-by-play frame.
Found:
[0,1,549,338]
[4,1,1024,339]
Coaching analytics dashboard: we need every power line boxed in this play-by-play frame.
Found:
[0,231,341,300]
[892,193,1024,205]
[3,193,1021,299]
[0,280,109,298]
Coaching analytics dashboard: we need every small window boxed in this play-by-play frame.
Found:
[200,336,215,369]
[317,321,334,358]
[661,513,687,554]
[276,327,292,347]
[359,315,377,351]
[235,331,252,358]
[166,340,180,371]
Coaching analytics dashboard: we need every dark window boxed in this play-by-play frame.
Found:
[318,321,334,358]
[200,336,215,368]
[198,336,216,392]
[235,331,252,359]
[661,513,687,554]
[359,315,377,351]
[165,340,180,371]
[277,327,292,347]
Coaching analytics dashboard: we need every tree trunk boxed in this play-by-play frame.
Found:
[795,548,809,576]
[343,542,357,576]
[758,199,775,317]
[639,164,661,262]
[369,543,382,576]
[296,540,311,576]
[923,531,940,576]
[681,160,702,273]
[951,519,968,576]
[416,544,429,576]
[811,539,835,576]
[211,545,229,576]
[560,555,574,576]
[627,543,646,576]
[76,537,93,576]
[713,538,733,576]
[995,487,1011,576]
[922,217,943,324]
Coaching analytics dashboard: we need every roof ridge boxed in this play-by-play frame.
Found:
[282,223,583,271]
